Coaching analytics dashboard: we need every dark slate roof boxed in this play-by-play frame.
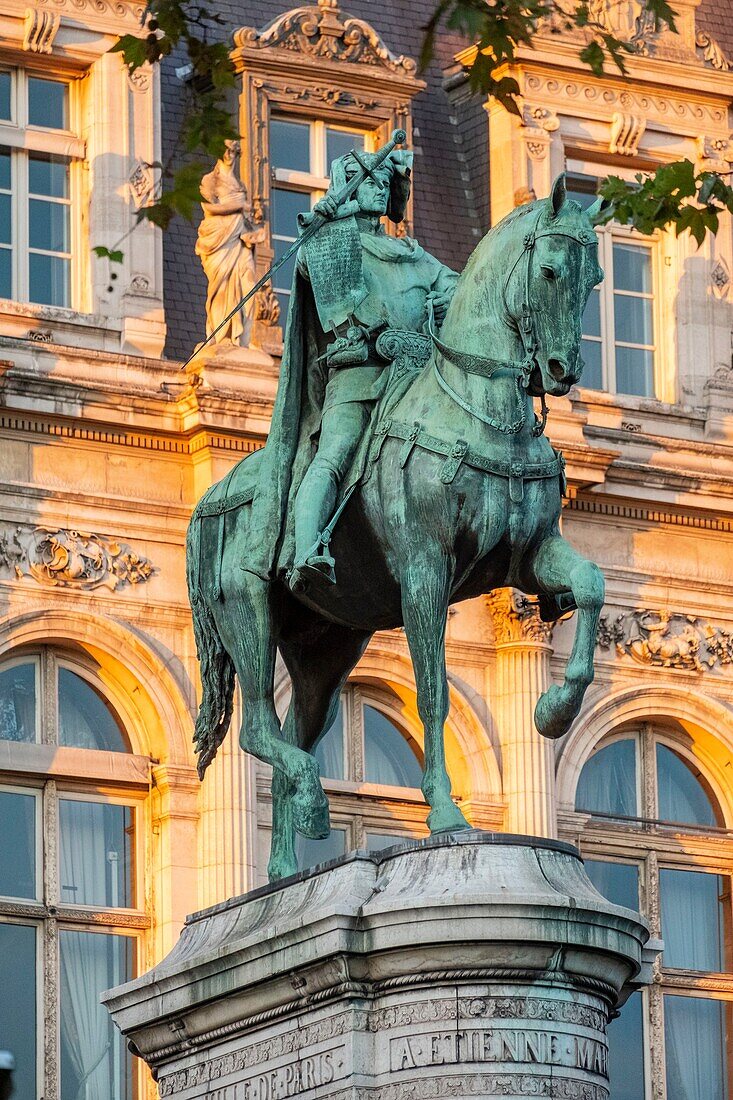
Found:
[160,0,486,361]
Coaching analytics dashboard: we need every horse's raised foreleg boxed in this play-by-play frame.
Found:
[524,535,605,740]
[271,622,371,882]
[214,573,330,840]
[401,559,470,833]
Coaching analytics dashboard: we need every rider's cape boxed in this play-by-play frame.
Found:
[246,264,328,580]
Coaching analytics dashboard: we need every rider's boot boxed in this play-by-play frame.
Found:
[289,463,338,592]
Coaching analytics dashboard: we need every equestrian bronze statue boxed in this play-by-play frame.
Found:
[186,136,607,881]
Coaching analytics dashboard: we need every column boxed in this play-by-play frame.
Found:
[151,763,200,957]
[198,693,259,910]
[486,588,557,838]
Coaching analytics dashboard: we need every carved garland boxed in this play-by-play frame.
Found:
[596,609,733,672]
[0,524,154,591]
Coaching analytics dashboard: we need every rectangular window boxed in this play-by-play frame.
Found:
[660,868,727,971]
[0,69,78,308]
[664,995,730,1100]
[607,990,646,1100]
[567,172,657,398]
[59,930,135,1100]
[59,799,135,909]
[0,921,37,1099]
[269,117,367,321]
[0,787,38,900]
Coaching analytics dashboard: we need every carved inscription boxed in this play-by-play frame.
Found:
[163,1047,345,1099]
[389,1029,608,1077]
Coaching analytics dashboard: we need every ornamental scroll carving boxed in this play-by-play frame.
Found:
[233,0,417,75]
[596,609,733,672]
[0,525,154,591]
[486,588,554,645]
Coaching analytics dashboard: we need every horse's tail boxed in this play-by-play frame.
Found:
[186,497,235,780]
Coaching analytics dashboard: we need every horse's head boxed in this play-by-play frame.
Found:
[504,174,605,397]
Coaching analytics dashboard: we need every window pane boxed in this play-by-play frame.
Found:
[364,706,422,787]
[615,345,654,397]
[582,286,601,338]
[575,739,637,817]
[580,338,602,390]
[28,77,68,130]
[0,247,10,299]
[29,251,70,307]
[657,744,718,827]
[58,668,128,752]
[326,128,364,171]
[276,291,290,328]
[273,235,297,294]
[0,662,36,743]
[607,992,645,1100]
[0,193,10,246]
[367,831,414,853]
[29,153,69,199]
[269,119,310,172]
[296,826,346,871]
[613,242,652,294]
[664,995,730,1100]
[661,869,726,971]
[615,293,653,347]
[0,148,10,190]
[0,73,10,121]
[584,859,639,910]
[312,699,345,780]
[29,198,70,252]
[59,800,134,908]
[0,923,36,1100]
[272,187,304,239]
[0,791,36,899]
[60,930,134,1100]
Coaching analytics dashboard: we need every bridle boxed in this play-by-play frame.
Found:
[428,206,597,437]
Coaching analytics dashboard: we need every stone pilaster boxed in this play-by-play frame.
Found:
[151,764,200,957]
[198,695,259,910]
[486,588,556,838]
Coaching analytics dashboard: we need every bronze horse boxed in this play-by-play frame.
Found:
[187,175,606,880]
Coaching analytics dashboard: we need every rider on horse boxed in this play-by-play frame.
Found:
[249,137,459,591]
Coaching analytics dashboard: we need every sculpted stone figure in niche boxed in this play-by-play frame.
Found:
[195,140,265,348]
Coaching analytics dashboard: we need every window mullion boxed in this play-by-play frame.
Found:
[349,686,365,784]
[42,649,58,746]
[43,779,60,1100]
[640,723,658,821]
[311,119,325,179]
[602,232,615,392]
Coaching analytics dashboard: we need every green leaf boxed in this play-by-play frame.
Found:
[579,40,605,74]
[92,245,124,263]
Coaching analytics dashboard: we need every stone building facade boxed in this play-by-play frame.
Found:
[0,0,732,1097]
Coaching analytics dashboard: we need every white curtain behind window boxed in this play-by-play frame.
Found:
[664,995,727,1100]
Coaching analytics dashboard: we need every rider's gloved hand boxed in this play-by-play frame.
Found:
[313,194,339,219]
[428,290,453,326]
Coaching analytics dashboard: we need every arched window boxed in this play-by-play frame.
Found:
[285,683,425,872]
[571,722,732,1100]
[0,647,148,1100]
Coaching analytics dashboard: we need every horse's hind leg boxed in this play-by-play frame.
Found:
[401,557,470,834]
[270,621,371,882]
[523,534,605,740]
[214,573,330,840]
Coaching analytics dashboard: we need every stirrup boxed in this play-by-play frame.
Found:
[288,539,336,594]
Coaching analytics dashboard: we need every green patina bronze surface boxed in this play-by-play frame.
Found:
[186,138,607,882]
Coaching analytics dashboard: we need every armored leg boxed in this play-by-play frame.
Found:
[291,399,371,586]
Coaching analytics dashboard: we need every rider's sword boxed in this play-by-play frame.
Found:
[181,127,408,370]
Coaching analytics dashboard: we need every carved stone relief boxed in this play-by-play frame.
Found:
[596,609,733,671]
[128,159,156,209]
[697,134,733,174]
[710,258,731,298]
[233,0,417,75]
[23,8,60,53]
[696,30,731,71]
[608,111,645,156]
[486,588,554,645]
[0,524,154,591]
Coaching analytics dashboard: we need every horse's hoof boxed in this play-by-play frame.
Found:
[427,801,471,834]
[293,774,330,840]
[534,684,576,740]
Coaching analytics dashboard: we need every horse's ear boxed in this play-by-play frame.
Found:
[585,195,613,226]
[549,173,567,218]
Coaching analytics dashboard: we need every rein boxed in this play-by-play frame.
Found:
[428,206,596,437]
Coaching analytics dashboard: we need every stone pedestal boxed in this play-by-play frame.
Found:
[104,833,658,1100]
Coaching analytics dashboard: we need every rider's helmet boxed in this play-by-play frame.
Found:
[327,147,413,224]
